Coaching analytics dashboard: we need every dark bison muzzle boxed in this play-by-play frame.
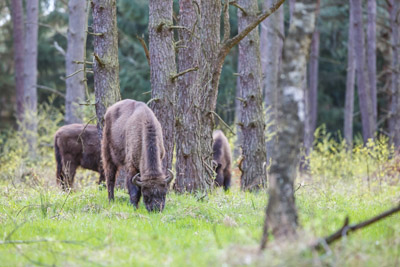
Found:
[102,99,173,212]
[54,124,104,190]
[212,130,232,191]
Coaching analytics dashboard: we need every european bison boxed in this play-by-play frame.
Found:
[212,130,232,191]
[54,124,104,190]
[102,99,173,212]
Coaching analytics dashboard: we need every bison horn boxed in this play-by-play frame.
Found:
[131,173,143,187]
[165,169,174,184]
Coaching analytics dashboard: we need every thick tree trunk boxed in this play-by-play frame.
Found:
[92,0,121,138]
[65,0,86,124]
[262,0,317,244]
[367,0,377,123]
[238,0,267,191]
[148,0,177,171]
[344,4,356,146]
[23,0,39,153]
[304,6,320,155]
[389,0,400,146]
[351,0,375,142]
[11,0,25,123]
[260,0,284,164]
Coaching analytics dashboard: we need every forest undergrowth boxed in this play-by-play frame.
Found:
[1,104,400,266]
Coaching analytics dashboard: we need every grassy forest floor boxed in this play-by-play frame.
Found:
[0,167,400,266]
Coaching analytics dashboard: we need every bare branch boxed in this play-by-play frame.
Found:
[93,53,105,68]
[210,110,235,135]
[219,0,285,60]
[136,35,150,66]
[311,204,400,250]
[36,85,65,98]
[65,68,84,79]
[87,31,103,36]
[170,67,199,81]
[229,1,248,16]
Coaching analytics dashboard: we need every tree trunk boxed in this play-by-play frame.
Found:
[23,0,39,153]
[65,0,86,124]
[367,0,377,123]
[304,2,320,155]
[351,0,375,142]
[389,0,400,146]
[148,0,177,171]
[262,0,317,244]
[92,0,121,138]
[11,0,25,123]
[238,0,267,191]
[344,4,356,146]
[260,0,284,164]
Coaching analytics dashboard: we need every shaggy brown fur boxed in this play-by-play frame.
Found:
[54,124,104,190]
[212,130,232,190]
[102,99,172,212]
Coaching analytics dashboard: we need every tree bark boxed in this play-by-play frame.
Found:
[389,0,400,146]
[238,0,267,191]
[304,2,320,155]
[92,0,121,138]
[262,0,317,243]
[11,0,25,123]
[344,4,356,146]
[351,0,375,142]
[367,0,377,123]
[23,0,39,153]
[148,0,177,171]
[65,0,86,124]
[260,0,284,164]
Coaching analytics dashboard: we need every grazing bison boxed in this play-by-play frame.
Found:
[54,124,104,190]
[102,99,173,212]
[212,130,232,191]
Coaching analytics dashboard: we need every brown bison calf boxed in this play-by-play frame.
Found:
[212,130,232,190]
[54,124,104,190]
[102,99,173,212]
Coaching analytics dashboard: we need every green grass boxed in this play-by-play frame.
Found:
[1,175,400,266]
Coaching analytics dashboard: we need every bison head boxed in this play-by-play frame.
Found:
[132,170,173,212]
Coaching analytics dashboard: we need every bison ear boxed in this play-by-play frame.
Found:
[212,160,218,170]
[165,169,174,184]
[131,173,143,187]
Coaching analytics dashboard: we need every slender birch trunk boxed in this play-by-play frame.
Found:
[367,0,377,123]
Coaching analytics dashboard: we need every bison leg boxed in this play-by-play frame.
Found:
[223,169,231,191]
[60,160,77,191]
[98,168,106,185]
[105,163,117,201]
[126,169,141,209]
[214,166,224,188]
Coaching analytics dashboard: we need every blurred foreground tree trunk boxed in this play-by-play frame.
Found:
[260,0,284,165]
[148,0,177,171]
[344,4,356,146]
[388,0,400,146]
[304,1,320,155]
[238,0,267,191]
[367,0,377,123]
[65,0,86,124]
[261,0,317,246]
[23,0,39,153]
[11,0,25,123]
[92,0,121,138]
[351,0,375,142]
[174,0,285,193]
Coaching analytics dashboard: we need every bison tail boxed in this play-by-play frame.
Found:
[54,137,62,180]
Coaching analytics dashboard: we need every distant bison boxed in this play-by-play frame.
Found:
[102,99,173,212]
[212,130,232,191]
[54,124,104,190]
